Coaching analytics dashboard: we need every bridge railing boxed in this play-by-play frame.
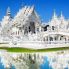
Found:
[44,41,69,44]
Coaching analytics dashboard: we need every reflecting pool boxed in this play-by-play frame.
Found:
[0,50,69,69]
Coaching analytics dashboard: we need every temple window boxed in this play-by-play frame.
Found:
[24,27,28,34]
[37,28,39,32]
[55,37,57,40]
[43,38,45,41]
[52,26,55,30]
[18,31,19,35]
[50,37,53,41]
[29,26,31,32]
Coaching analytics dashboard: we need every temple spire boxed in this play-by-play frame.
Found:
[31,5,35,12]
[6,7,11,16]
[32,5,35,9]
[53,9,57,18]
[60,11,64,19]
[61,11,63,17]
[30,5,35,14]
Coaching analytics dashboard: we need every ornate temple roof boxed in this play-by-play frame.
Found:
[1,7,12,28]
[12,6,41,27]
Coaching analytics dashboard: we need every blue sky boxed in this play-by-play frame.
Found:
[0,0,69,22]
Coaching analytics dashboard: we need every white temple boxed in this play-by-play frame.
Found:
[0,6,69,49]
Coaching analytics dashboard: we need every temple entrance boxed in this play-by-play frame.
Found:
[29,22,35,33]
[24,22,35,35]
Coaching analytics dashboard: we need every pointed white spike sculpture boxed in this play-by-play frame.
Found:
[1,7,12,27]
[6,7,11,16]
[60,11,64,20]
[61,11,63,17]
[53,9,57,19]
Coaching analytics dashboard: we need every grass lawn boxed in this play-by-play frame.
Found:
[0,47,69,52]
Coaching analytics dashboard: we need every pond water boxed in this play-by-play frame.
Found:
[0,50,69,69]
[40,57,52,69]
[0,58,15,69]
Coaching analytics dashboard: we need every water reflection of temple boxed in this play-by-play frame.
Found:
[0,51,43,69]
[46,51,69,69]
[0,51,69,69]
